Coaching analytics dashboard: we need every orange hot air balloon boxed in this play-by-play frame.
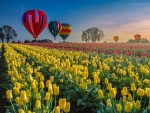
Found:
[134,34,141,41]
[114,36,119,42]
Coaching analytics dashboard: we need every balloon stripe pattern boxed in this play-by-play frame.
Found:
[22,9,47,38]
[48,21,62,39]
[59,23,72,40]
[38,15,44,34]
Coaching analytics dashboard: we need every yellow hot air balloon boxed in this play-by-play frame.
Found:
[134,34,141,41]
[114,36,119,43]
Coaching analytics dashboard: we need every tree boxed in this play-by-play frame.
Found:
[0,28,4,43]
[81,27,104,43]
[81,31,90,43]
[2,25,17,43]
[96,29,105,43]
[127,39,135,43]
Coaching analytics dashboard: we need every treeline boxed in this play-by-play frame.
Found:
[12,39,53,43]
[127,38,149,43]
[13,40,73,43]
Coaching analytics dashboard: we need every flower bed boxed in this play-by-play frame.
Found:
[1,43,150,113]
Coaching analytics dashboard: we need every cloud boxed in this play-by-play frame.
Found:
[120,16,150,38]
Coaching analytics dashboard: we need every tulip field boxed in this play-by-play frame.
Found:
[1,43,150,113]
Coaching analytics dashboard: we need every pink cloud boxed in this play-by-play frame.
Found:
[121,16,150,39]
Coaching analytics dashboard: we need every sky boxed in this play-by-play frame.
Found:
[0,0,150,43]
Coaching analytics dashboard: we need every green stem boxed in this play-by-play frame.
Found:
[55,95,57,107]
[10,99,16,113]
[133,91,135,101]
[47,100,48,109]
[50,95,52,110]
[101,99,103,110]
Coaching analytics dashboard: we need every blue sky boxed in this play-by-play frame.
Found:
[0,0,150,43]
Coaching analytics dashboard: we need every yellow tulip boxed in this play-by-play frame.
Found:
[53,85,59,96]
[124,102,132,112]
[13,87,20,95]
[15,97,23,106]
[14,82,21,89]
[55,106,60,113]
[98,90,104,99]
[80,78,84,83]
[122,96,126,103]
[109,88,117,98]
[48,85,53,95]
[106,99,112,108]
[6,90,13,100]
[59,98,66,109]
[128,94,132,101]
[34,68,37,73]
[145,88,150,97]
[116,103,122,112]
[40,75,44,81]
[121,87,128,96]
[64,102,70,113]
[32,61,34,65]
[68,74,72,80]
[46,80,51,88]
[32,82,36,89]
[27,67,33,74]
[27,111,32,113]
[148,61,150,66]
[86,79,91,85]
[131,83,136,92]
[94,78,97,84]
[107,83,112,90]
[35,72,41,79]
[135,100,141,110]
[11,77,16,82]
[50,76,54,82]
[131,100,136,107]
[60,79,63,83]
[45,92,50,101]
[137,88,144,97]
[18,109,25,113]
[123,71,126,76]
[36,100,41,109]
[82,83,87,90]
[104,78,108,84]
[28,74,33,82]
[34,87,38,93]
[20,90,27,103]
[37,66,41,71]
[40,81,45,89]
[36,93,41,100]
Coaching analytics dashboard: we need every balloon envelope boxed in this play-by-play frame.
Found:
[22,9,47,38]
[134,34,141,41]
[59,23,72,40]
[48,21,62,40]
[114,36,119,42]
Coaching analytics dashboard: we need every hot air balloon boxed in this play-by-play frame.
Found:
[59,23,72,40]
[22,9,47,38]
[134,34,141,41]
[48,21,62,40]
[114,36,119,43]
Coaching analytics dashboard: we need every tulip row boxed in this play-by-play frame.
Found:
[3,43,150,113]
[25,43,150,58]
[4,44,70,113]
